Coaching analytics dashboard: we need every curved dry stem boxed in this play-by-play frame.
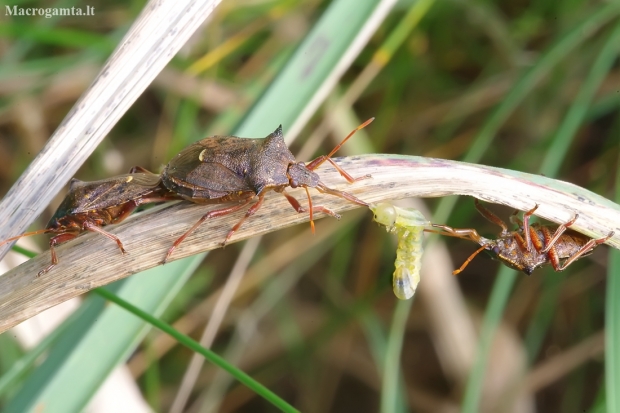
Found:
[0,154,619,333]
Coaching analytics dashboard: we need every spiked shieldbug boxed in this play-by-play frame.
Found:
[371,203,430,300]
[0,167,181,276]
[430,199,614,275]
[161,119,374,262]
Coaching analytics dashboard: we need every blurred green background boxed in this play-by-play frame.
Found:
[1,0,619,412]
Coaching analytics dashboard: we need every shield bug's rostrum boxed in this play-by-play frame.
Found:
[0,167,181,276]
[161,119,374,262]
[371,203,430,300]
[431,199,614,275]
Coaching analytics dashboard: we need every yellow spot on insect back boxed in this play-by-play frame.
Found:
[199,149,207,162]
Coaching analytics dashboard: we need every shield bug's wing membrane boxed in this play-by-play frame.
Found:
[68,173,164,213]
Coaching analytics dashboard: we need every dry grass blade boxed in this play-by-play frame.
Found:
[0,0,222,261]
[0,154,619,333]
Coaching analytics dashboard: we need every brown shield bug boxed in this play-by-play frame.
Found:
[430,199,614,275]
[161,118,374,262]
[0,167,181,276]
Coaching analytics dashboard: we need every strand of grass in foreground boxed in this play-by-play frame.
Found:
[380,297,414,413]
[540,21,620,176]
[0,304,87,397]
[605,141,620,413]
[92,288,300,413]
[461,266,517,412]
[8,245,37,259]
[608,255,620,413]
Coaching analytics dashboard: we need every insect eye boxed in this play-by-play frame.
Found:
[290,179,299,188]
[492,246,500,255]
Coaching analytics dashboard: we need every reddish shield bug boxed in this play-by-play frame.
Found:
[0,167,181,276]
[431,199,614,275]
[161,118,374,262]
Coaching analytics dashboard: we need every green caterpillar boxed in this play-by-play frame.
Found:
[371,203,430,300]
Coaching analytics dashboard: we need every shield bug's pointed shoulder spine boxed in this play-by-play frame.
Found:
[251,125,297,195]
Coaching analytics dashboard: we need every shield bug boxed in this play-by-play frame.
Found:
[161,119,374,262]
[371,203,430,300]
[431,199,614,275]
[0,167,181,276]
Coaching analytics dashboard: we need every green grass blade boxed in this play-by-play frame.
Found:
[461,267,517,412]
[607,250,620,412]
[540,22,620,176]
[606,136,620,412]
[235,0,393,137]
[381,298,413,413]
[93,288,299,413]
[464,2,620,166]
[0,304,87,399]
[5,259,200,413]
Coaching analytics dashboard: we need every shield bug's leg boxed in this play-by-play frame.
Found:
[429,223,487,245]
[520,204,540,252]
[538,226,564,271]
[302,188,341,233]
[282,189,341,230]
[557,231,614,271]
[164,199,253,263]
[509,209,523,229]
[474,199,510,235]
[133,194,183,207]
[428,223,491,274]
[281,189,340,234]
[308,205,340,218]
[304,187,315,233]
[84,221,127,254]
[305,118,375,183]
[280,190,306,213]
[284,190,341,219]
[38,232,78,277]
[540,214,578,254]
[453,245,487,275]
[223,193,267,244]
[312,157,370,184]
[316,183,368,207]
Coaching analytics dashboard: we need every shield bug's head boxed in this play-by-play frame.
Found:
[287,162,320,189]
